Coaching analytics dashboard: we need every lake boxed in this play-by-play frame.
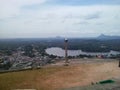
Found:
[45,47,120,57]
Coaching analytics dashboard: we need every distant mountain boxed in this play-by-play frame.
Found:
[97,34,120,40]
[55,36,64,39]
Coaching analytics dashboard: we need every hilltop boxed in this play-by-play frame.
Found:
[0,59,120,90]
[97,34,120,40]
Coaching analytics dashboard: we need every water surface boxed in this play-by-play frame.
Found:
[46,47,120,57]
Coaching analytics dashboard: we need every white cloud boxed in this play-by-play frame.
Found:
[0,0,46,19]
[0,4,120,38]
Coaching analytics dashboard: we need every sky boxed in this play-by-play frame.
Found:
[0,0,120,38]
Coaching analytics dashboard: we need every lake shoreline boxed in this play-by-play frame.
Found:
[45,47,120,57]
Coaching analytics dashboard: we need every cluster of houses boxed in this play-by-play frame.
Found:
[0,46,120,71]
[0,47,52,71]
[79,50,120,58]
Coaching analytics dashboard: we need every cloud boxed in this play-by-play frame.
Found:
[0,0,46,19]
[95,23,104,25]
[0,2,120,38]
[84,13,100,20]
[73,21,89,25]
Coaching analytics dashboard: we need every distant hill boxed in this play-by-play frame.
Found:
[97,34,120,40]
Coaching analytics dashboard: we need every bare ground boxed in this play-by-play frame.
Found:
[43,59,120,90]
[0,59,120,90]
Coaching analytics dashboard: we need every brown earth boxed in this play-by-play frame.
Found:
[43,59,120,90]
[0,59,120,90]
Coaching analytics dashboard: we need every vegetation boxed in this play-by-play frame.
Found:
[23,45,35,57]
[0,61,12,70]
[0,38,120,54]
[99,79,115,84]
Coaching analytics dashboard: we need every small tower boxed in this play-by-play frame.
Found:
[64,38,68,65]
[118,59,120,68]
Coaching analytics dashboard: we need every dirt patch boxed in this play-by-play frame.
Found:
[42,60,120,89]
[0,59,120,90]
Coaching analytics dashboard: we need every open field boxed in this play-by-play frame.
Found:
[0,59,120,90]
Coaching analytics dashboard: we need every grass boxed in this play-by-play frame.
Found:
[0,66,71,90]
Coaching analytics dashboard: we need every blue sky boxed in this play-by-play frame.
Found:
[48,0,120,5]
[0,0,120,38]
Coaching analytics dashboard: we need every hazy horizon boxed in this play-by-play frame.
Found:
[0,0,120,38]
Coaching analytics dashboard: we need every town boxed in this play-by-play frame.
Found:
[0,37,120,72]
[0,45,51,71]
